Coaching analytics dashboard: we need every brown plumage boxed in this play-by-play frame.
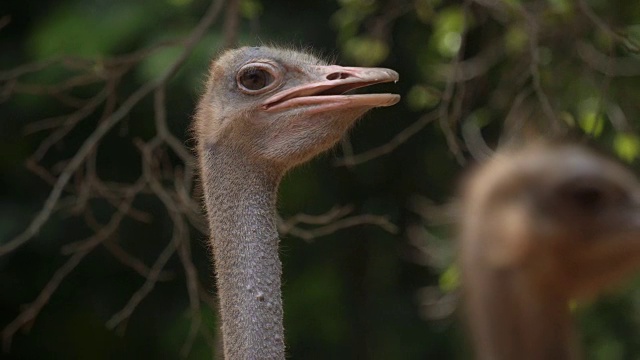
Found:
[459,143,640,360]
[194,46,399,359]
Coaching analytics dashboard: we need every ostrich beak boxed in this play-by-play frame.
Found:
[570,193,640,298]
[603,189,640,236]
[262,65,400,113]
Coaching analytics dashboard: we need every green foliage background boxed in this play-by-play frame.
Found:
[1,0,640,359]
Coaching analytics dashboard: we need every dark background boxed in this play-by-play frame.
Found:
[1,0,640,358]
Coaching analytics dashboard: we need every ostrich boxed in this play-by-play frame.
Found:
[459,143,640,360]
[193,46,399,359]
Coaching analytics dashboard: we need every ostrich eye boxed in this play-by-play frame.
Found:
[238,67,273,91]
[566,185,605,209]
[556,179,621,211]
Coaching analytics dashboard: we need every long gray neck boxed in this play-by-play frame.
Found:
[199,143,285,360]
[464,258,579,360]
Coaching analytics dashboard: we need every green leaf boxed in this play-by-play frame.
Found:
[407,85,440,111]
[439,264,459,293]
[614,133,640,163]
[578,98,605,137]
[433,7,466,57]
[240,0,263,19]
[414,0,437,24]
[505,26,528,54]
[467,108,492,128]
[546,0,573,14]
[578,112,605,137]
[343,37,389,66]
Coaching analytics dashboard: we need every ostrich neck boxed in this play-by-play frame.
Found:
[200,143,285,360]
[465,255,580,360]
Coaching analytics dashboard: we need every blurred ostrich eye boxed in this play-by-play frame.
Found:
[565,184,605,209]
[238,67,273,91]
[556,179,622,211]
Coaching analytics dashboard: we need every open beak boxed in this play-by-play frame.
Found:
[262,65,400,113]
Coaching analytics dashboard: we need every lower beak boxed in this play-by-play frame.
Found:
[262,65,400,112]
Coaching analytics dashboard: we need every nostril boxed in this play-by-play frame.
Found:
[326,72,351,80]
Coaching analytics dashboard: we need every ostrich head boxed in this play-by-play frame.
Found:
[463,143,640,297]
[196,46,400,169]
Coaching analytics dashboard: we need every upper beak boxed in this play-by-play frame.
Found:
[262,65,400,112]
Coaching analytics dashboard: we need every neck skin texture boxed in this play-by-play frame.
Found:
[464,259,580,360]
[199,143,285,360]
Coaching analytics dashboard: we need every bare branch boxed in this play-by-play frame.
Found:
[279,205,354,232]
[577,41,640,77]
[461,119,493,161]
[0,0,225,256]
[102,240,175,282]
[577,0,633,49]
[0,58,60,81]
[106,141,181,330]
[335,111,438,166]
[2,179,145,352]
[31,89,109,161]
[105,236,178,330]
[281,213,398,243]
[517,5,560,129]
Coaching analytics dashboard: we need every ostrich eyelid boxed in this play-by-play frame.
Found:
[236,62,282,94]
